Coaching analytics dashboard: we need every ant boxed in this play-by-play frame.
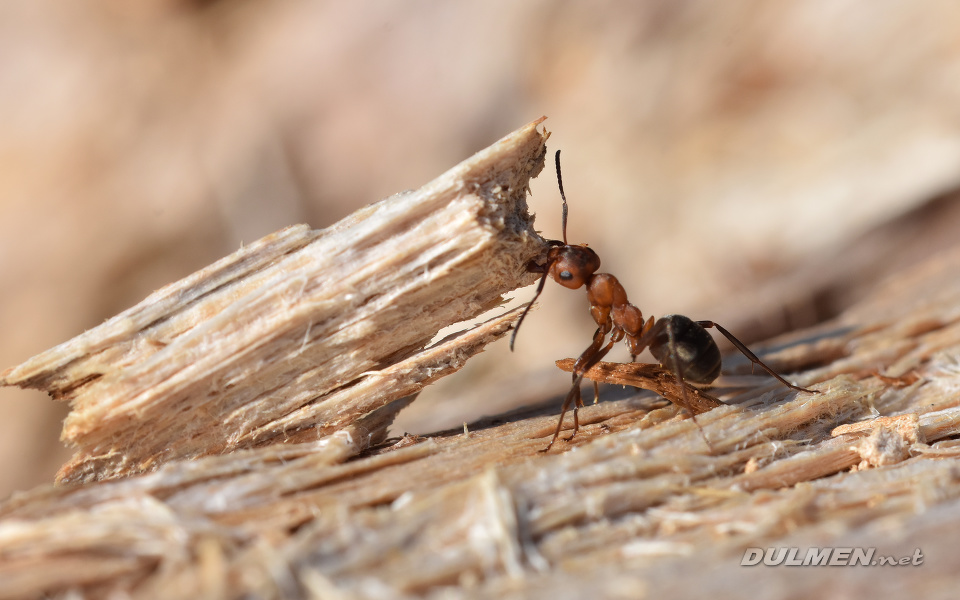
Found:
[510,150,818,452]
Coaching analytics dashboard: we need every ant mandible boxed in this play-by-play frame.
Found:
[510,150,818,452]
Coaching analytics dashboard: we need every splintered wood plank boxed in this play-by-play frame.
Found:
[0,119,551,485]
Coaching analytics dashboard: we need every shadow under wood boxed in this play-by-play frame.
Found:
[370,374,722,458]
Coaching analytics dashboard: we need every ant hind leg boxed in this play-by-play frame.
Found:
[696,321,818,394]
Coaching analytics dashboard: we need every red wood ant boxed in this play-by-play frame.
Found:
[511,150,818,451]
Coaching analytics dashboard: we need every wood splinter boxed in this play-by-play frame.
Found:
[555,359,725,416]
[0,118,552,484]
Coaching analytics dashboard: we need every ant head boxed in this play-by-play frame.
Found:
[548,245,600,289]
[509,148,595,351]
[546,149,600,288]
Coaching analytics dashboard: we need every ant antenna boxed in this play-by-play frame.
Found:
[555,150,569,244]
[509,149,570,351]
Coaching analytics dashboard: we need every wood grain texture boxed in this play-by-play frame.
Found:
[0,119,550,485]
[5,126,960,598]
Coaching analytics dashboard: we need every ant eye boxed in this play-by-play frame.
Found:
[548,251,591,289]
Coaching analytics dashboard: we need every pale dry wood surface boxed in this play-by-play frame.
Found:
[7,1,960,502]
[4,127,960,598]
[0,119,549,485]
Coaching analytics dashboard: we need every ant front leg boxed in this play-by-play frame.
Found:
[508,240,567,352]
[696,321,819,394]
[543,327,615,452]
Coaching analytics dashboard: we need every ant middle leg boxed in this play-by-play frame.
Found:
[657,317,716,453]
[544,375,589,452]
[543,328,615,451]
[628,315,724,452]
[696,320,819,394]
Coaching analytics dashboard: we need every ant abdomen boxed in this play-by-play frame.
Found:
[648,314,722,385]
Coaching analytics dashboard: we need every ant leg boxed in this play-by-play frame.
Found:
[572,386,582,437]
[569,332,616,441]
[628,318,717,451]
[509,243,569,351]
[543,328,605,451]
[544,381,581,452]
[660,320,715,453]
[543,328,615,451]
[509,270,550,351]
[696,321,819,394]
[592,380,600,405]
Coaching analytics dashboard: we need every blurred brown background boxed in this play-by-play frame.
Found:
[3,1,960,498]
